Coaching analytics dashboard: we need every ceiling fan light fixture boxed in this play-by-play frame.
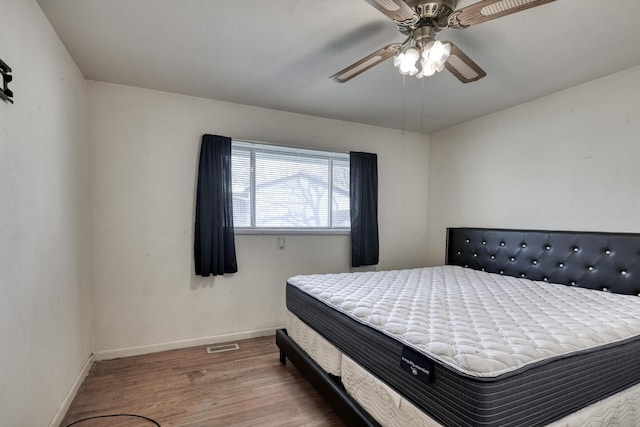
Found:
[393,52,403,68]
[395,38,451,79]
[420,60,437,77]
[404,47,420,63]
[427,40,451,63]
[395,48,420,75]
[402,63,420,76]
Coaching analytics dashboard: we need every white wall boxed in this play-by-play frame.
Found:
[87,82,429,357]
[0,1,92,426]
[427,66,640,265]
[6,1,640,422]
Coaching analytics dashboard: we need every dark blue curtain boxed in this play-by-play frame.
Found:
[194,134,238,276]
[350,151,379,267]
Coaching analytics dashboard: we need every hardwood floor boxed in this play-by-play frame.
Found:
[60,336,345,427]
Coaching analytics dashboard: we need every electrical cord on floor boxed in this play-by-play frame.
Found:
[64,413,160,426]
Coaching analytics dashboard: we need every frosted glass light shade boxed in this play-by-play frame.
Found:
[395,48,420,75]
[395,41,450,78]
[427,41,451,63]
[421,60,437,76]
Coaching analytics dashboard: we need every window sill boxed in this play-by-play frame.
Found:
[234,228,350,236]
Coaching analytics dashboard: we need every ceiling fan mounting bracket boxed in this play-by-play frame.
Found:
[395,0,458,33]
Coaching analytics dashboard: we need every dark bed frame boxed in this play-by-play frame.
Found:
[276,227,640,426]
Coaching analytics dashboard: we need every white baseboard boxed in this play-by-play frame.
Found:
[50,353,94,427]
[94,327,281,360]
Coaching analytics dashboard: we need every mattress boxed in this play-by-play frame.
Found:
[286,266,640,427]
[288,311,640,427]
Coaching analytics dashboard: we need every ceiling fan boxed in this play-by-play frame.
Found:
[331,0,556,83]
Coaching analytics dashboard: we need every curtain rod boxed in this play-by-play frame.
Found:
[233,138,350,156]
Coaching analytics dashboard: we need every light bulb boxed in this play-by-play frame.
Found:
[399,48,419,75]
[422,41,435,60]
[401,63,418,76]
[428,41,449,62]
[404,48,419,63]
[421,60,437,77]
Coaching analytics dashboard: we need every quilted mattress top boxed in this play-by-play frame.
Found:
[287,266,640,377]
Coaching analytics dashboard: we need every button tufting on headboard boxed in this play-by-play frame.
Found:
[446,227,640,296]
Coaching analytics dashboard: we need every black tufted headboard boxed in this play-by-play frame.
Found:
[446,227,640,296]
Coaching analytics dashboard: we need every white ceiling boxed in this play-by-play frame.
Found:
[36,0,640,134]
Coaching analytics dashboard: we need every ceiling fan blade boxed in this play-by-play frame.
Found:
[451,0,555,28]
[444,43,487,83]
[331,44,401,83]
[362,0,419,24]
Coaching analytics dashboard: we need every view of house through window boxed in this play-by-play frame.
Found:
[231,141,350,230]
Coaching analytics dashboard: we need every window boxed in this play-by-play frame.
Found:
[231,141,350,231]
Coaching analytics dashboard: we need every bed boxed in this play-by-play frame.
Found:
[276,228,640,426]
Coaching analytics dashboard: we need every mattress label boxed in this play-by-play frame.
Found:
[401,346,434,383]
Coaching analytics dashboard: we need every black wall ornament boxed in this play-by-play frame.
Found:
[0,58,14,104]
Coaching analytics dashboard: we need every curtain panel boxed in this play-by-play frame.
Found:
[350,151,379,267]
[194,134,238,276]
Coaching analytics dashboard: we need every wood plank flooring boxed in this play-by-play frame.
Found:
[60,336,345,427]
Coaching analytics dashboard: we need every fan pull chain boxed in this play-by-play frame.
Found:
[401,75,406,135]
[421,77,425,132]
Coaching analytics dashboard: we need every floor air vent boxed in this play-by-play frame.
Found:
[206,343,240,354]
